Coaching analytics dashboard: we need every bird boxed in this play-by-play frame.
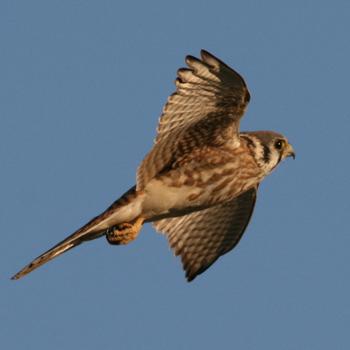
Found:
[11,50,295,282]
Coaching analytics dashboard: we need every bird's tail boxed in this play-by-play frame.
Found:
[11,221,105,280]
[11,186,139,280]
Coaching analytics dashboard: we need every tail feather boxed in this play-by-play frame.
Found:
[11,228,104,280]
[11,185,139,280]
[11,206,115,280]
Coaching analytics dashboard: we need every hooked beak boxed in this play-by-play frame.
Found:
[284,143,295,159]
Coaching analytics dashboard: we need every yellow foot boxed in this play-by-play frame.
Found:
[106,217,144,245]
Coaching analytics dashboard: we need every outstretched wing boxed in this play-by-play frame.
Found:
[153,187,258,281]
[137,50,250,190]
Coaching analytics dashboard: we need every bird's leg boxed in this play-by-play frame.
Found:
[106,217,144,245]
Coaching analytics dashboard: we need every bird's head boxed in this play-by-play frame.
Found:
[241,131,295,174]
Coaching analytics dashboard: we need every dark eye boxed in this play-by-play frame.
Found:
[274,139,284,150]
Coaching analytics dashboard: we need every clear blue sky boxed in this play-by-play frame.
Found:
[1,1,349,349]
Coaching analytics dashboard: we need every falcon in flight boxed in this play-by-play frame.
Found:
[12,50,295,281]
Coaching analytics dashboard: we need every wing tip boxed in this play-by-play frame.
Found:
[185,54,201,66]
[184,264,210,282]
[200,49,223,69]
[200,49,216,61]
[201,49,249,90]
[186,276,195,282]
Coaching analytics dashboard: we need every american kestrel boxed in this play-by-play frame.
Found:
[12,50,295,281]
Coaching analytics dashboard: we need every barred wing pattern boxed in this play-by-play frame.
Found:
[137,50,250,190]
[153,187,258,281]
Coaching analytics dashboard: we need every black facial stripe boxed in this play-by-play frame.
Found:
[241,135,256,148]
[262,144,271,163]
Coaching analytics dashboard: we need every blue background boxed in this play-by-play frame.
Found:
[1,1,349,349]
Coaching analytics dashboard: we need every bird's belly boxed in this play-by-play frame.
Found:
[140,154,263,221]
[141,177,248,221]
[141,178,209,219]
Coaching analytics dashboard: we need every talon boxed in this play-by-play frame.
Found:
[106,217,144,245]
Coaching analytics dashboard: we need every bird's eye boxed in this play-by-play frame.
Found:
[274,139,284,150]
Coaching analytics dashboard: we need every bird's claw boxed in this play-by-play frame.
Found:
[106,218,144,245]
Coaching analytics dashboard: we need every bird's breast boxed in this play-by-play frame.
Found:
[141,152,262,220]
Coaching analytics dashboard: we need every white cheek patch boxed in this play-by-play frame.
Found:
[245,135,280,174]
[240,133,287,176]
[263,151,280,173]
